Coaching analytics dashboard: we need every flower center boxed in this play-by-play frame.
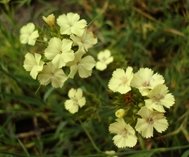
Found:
[146,117,154,124]
[121,76,128,85]
[101,57,107,62]
[153,94,164,102]
[142,81,150,87]
[121,128,128,137]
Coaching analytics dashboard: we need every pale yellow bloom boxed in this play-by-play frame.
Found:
[64,88,86,114]
[115,109,125,118]
[57,12,87,36]
[131,68,165,96]
[70,30,97,51]
[23,52,44,79]
[44,37,75,68]
[20,22,39,46]
[135,106,168,138]
[108,67,133,94]
[42,14,55,27]
[109,118,137,148]
[145,84,175,112]
[68,50,96,78]
[96,49,114,71]
[38,62,67,88]
[44,37,62,60]
[104,150,118,157]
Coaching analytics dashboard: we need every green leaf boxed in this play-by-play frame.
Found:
[128,151,155,157]
[0,0,10,4]
[181,150,189,157]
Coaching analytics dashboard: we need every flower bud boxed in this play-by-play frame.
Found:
[115,108,125,118]
[42,14,55,27]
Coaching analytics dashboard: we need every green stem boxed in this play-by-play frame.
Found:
[17,139,31,157]
[72,144,189,157]
[80,121,101,153]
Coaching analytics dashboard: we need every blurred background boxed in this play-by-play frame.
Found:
[0,0,189,156]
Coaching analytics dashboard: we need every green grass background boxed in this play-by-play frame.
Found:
[0,0,189,156]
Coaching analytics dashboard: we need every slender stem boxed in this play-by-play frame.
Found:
[72,144,189,157]
[17,139,31,157]
[35,85,41,95]
[80,121,101,153]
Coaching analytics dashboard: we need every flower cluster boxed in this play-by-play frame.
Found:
[20,12,175,151]
[108,67,175,148]
[20,12,97,88]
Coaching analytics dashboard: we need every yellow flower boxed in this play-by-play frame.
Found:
[44,37,75,68]
[145,84,175,112]
[68,50,96,78]
[115,109,125,118]
[96,49,114,71]
[70,30,97,51]
[38,62,67,88]
[131,68,165,96]
[57,12,87,36]
[64,88,86,114]
[104,150,118,157]
[23,53,44,79]
[108,67,133,94]
[135,106,168,138]
[42,14,55,27]
[20,22,39,46]
[109,118,137,148]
